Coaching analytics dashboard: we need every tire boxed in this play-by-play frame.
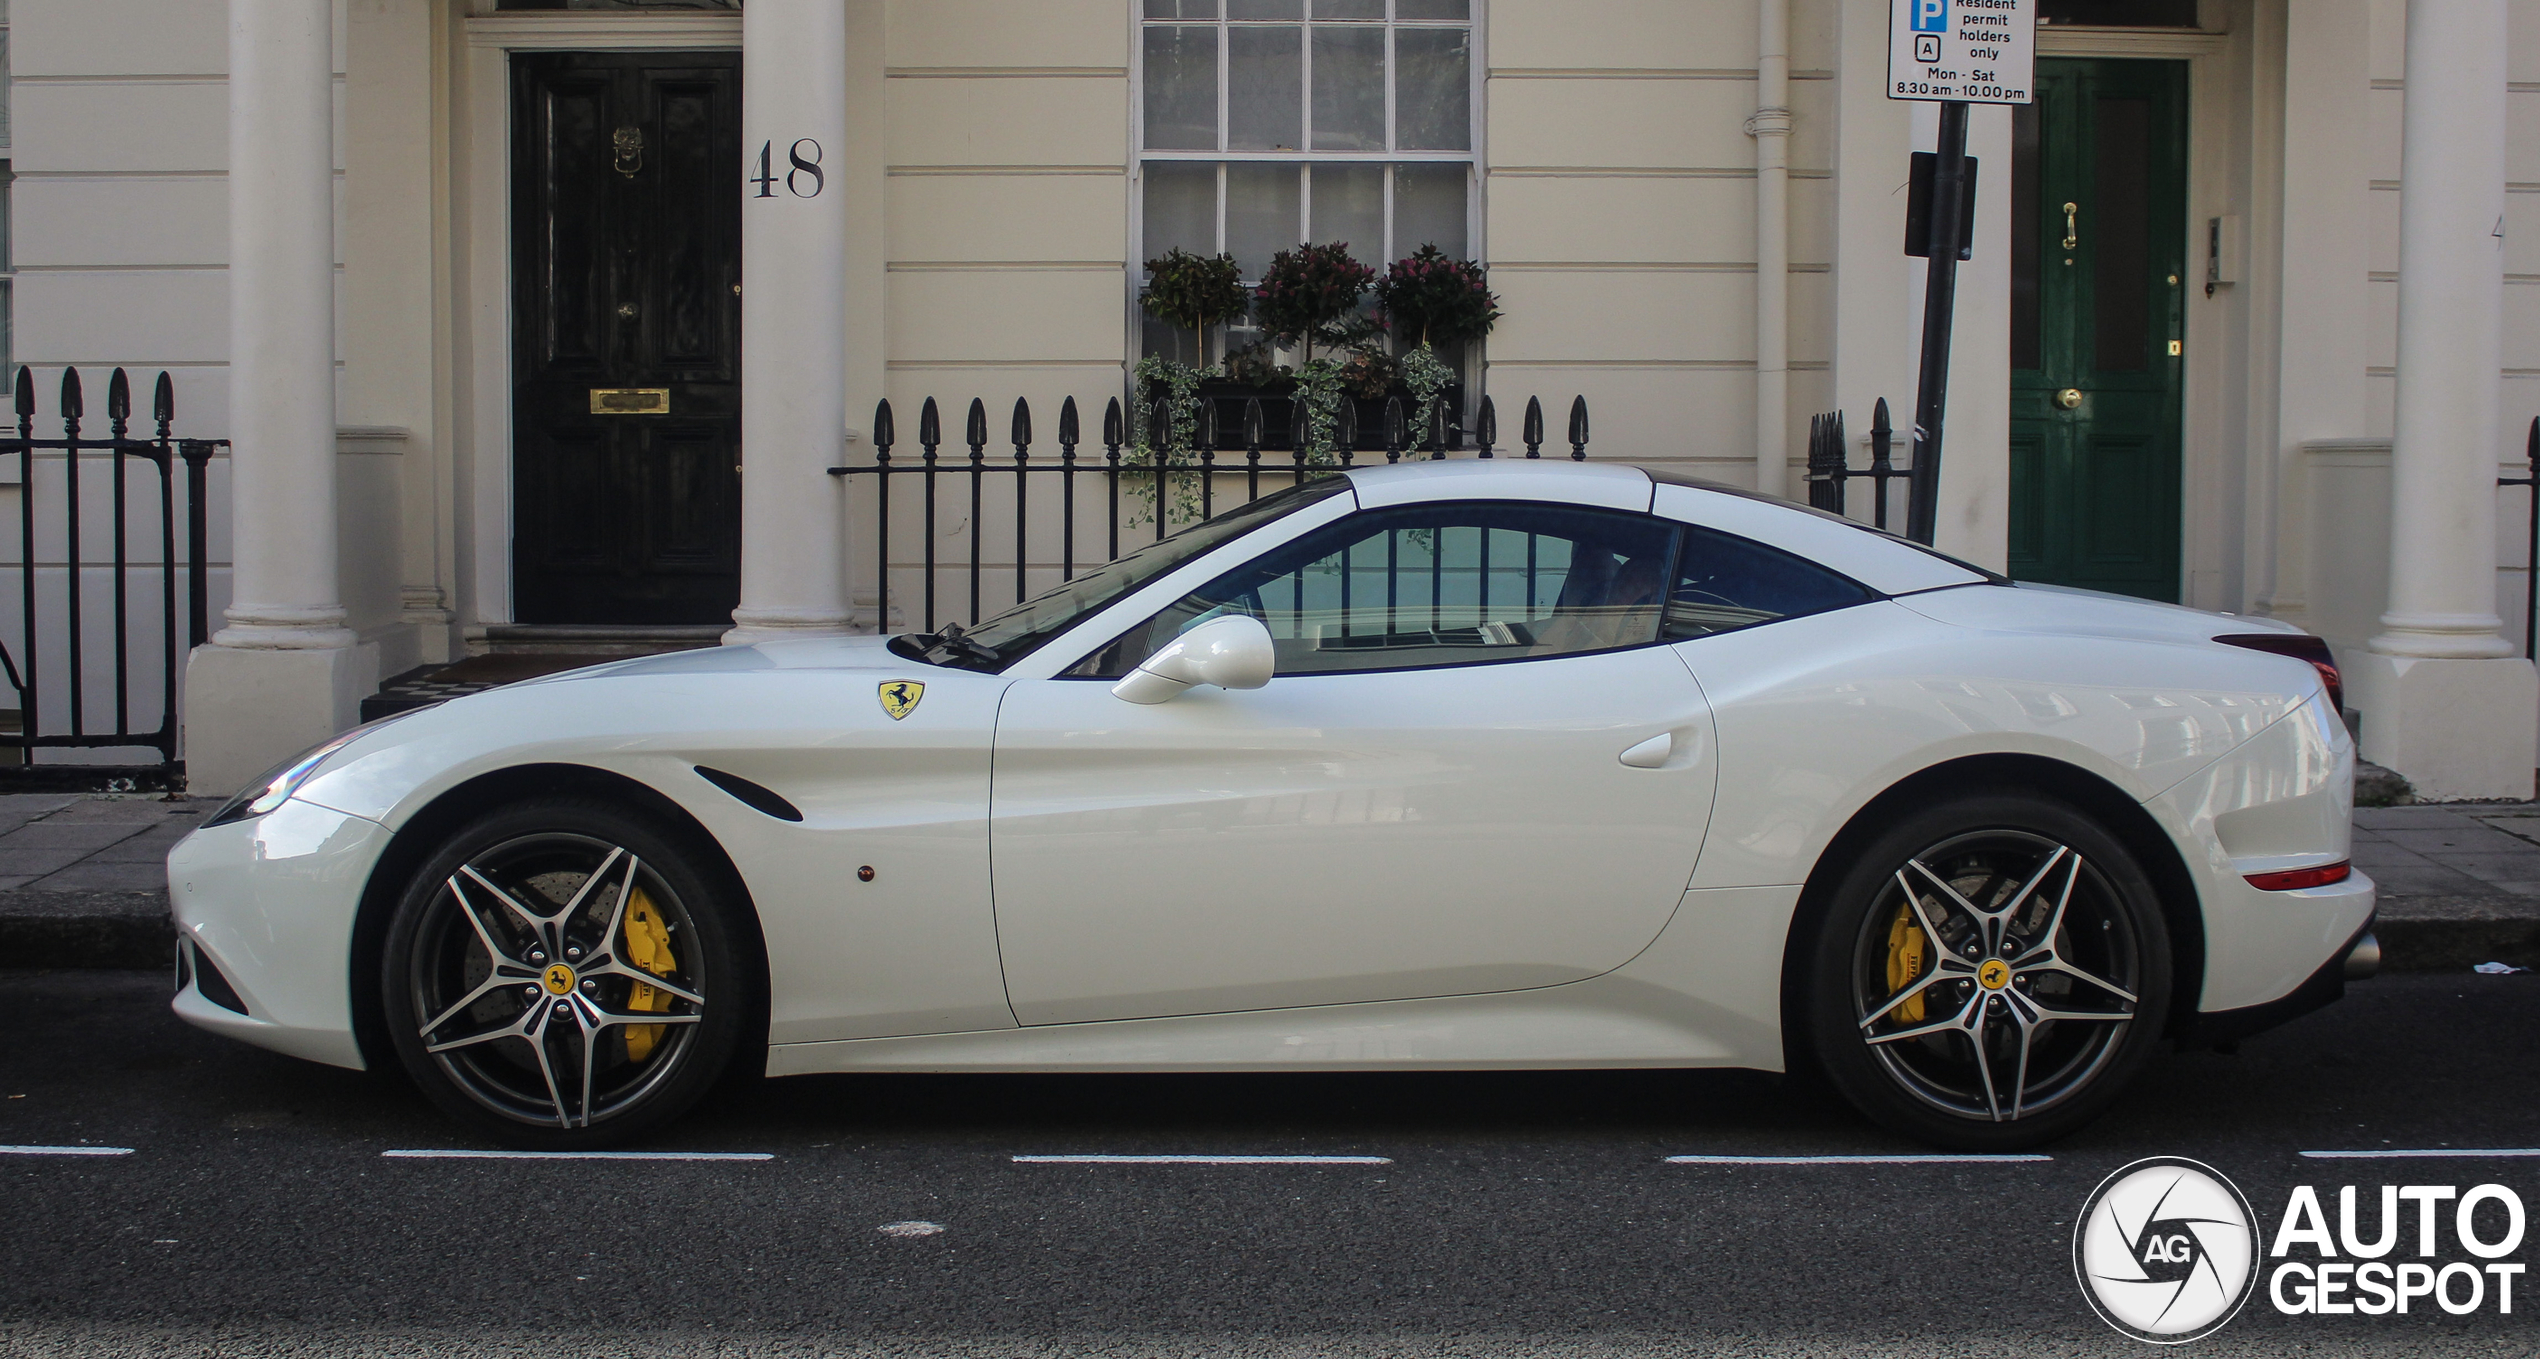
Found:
[1799,789,2173,1151]
[379,796,758,1149]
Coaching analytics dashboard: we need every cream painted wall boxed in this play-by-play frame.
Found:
[1483,0,1837,489]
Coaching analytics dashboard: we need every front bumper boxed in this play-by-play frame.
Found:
[166,796,394,1070]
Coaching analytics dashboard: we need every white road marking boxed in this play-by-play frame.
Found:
[0,1145,135,1157]
[381,1149,773,1161]
[878,1220,945,1237]
[2302,1148,2540,1160]
[1011,1154,1393,1165]
[1665,1153,2053,1165]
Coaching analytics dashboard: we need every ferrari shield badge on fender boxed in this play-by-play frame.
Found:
[880,680,925,721]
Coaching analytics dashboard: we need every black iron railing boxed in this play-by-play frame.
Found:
[831,391,1590,634]
[0,367,222,788]
[2503,416,2540,662]
[1805,398,1917,535]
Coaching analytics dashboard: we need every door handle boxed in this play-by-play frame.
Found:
[2056,388,2083,410]
[1618,733,1672,769]
[2062,201,2079,252]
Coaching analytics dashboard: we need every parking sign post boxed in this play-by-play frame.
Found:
[1888,0,2032,545]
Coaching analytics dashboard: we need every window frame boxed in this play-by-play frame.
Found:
[1128,0,1486,363]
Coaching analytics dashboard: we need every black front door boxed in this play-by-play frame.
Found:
[511,51,741,625]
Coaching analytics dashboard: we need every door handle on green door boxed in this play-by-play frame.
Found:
[2056,388,2083,410]
[2062,201,2079,252]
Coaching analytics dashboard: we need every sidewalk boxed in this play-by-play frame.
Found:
[0,794,2536,972]
[2352,804,2540,970]
[0,794,202,968]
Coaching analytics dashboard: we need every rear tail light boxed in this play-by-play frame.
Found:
[2214,632,2342,714]
[2245,861,2351,892]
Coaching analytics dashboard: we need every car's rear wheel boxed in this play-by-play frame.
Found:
[1802,790,2172,1150]
[380,797,754,1149]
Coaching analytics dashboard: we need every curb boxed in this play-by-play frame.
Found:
[0,891,175,970]
[5,892,2538,976]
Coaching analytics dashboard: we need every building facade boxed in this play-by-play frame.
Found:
[6,0,2537,797]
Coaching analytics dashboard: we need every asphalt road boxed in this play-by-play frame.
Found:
[4,968,2539,1358]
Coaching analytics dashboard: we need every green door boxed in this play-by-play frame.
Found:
[2008,59,2188,601]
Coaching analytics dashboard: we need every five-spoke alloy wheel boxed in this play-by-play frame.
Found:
[381,798,757,1148]
[1803,790,2172,1150]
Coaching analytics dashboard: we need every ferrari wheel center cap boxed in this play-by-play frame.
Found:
[542,963,578,996]
[1977,958,2011,990]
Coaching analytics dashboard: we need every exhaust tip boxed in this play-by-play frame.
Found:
[2344,931,2382,981]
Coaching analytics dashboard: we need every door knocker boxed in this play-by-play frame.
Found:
[612,126,645,178]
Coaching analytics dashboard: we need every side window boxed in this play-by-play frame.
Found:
[1663,524,1876,640]
[1076,502,1682,677]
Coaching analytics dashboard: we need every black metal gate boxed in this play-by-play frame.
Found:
[0,367,221,790]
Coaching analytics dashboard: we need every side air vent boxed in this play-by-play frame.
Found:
[191,944,251,1016]
[694,766,805,823]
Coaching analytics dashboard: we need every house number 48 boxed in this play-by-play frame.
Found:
[750,139,824,199]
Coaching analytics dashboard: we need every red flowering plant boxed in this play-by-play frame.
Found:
[1372,245,1501,349]
[1252,241,1378,363]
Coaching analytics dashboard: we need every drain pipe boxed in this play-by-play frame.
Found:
[1748,0,1792,498]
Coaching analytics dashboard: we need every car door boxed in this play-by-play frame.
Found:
[988,499,1720,1026]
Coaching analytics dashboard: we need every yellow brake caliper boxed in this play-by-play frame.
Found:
[1884,902,1928,1025]
[622,887,680,1061]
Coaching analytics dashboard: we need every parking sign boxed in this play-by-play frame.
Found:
[1890,0,2034,104]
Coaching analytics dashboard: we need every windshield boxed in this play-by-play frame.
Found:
[890,474,1354,672]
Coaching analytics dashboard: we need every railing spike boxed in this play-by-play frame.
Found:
[1243,396,1263,452]
[1011,396,1031,450]
[1102,396,1122,448]
[1475,395,1497,458]
[1428,400,1449,459]
[107,368,131,423]
[1195,394,1216,451]
[154,371,175,427]
[1567,395,1590,460]
[1384,397,1404,463]
[872,398,895,454]
[1335,395,1357,459]
[918,396,941,449]
[14,367,33,420]
[966,397,987,452]
[1059,395,1080,446]
[60,367,83,420]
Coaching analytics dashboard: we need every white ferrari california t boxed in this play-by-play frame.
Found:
[166,460,2376,1151]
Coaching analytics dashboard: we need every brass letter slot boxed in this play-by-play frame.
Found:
[589,388,670,415]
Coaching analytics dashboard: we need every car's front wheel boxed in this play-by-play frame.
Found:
[1801,790,2173,1150]
[380,797,756,1148]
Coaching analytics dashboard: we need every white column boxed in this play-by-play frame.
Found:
[2346,0,2536,798]
[726,0,852,644]
[185,0,363,793]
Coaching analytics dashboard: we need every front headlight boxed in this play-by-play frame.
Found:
[203,710,417,828]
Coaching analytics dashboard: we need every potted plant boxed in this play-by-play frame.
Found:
[1372,244,1502,351]
[1138,248,1248,368]
[1252,241,1377,364]
[1374,245,1502,449]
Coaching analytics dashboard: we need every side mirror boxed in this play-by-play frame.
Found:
[1111,614,1276,705]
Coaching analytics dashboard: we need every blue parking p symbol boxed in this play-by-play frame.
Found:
[1910,0,1947,33]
